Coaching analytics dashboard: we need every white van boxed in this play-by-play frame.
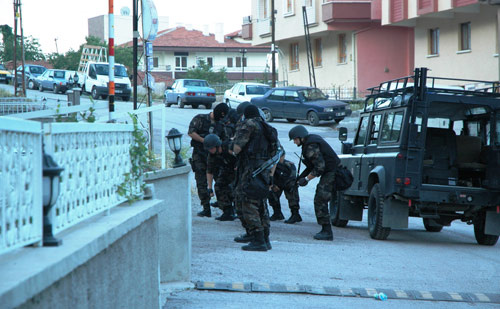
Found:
[82,62,131,101]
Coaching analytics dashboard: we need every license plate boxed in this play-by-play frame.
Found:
[198,93,205,96]
[116,90,122,93]
[335,112,345,116]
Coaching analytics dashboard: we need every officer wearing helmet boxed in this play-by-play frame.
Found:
[188,103,229,217]
[204,134,237,221]
[288,125,340,241]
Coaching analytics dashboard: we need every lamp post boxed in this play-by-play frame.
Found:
[239,48,247,81]
[42,152,64,246]
[166,128,186,168]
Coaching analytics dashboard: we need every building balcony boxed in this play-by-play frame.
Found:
[322,1,373,23]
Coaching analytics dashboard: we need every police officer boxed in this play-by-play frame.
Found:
[231,104,276,251]
[269,150,302,224]
[288,125,340,241]
[204,134,237,221]
[188,103,229,217]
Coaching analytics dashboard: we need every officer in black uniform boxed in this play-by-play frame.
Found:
[289,125,340,241]
[188,103,229,217]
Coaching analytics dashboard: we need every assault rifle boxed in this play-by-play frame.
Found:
[251,146,285,178]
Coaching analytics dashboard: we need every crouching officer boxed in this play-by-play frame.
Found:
[289,125,340,241]
[204,134,237,221]
[268,150,302,224]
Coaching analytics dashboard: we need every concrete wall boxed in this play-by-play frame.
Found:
[145,165,192,283]
[0,200,162,309]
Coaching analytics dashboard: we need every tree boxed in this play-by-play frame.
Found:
[185,60,228,85]
[0,24,45,63]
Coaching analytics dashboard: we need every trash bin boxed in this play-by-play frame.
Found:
[67,88,81,106]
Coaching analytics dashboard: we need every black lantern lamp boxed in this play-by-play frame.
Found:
[42,152,64,246]
[166,128,186,168]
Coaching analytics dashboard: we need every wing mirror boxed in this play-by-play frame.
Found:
[239,91,245,96]
[338,127,348,142]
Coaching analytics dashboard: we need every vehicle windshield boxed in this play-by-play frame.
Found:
[54,71,65,79]
[184,80,208,87]
[95,64,128,77]
[246,85,270,95]
[299,88,328,101]
[29,66,46,74]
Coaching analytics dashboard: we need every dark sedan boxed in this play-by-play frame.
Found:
[250,86,352,126]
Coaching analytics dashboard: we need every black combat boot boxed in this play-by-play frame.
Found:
[215,207,235,221]
[264,228,272,250]
[313,224,334,241]
[197,205,211,217]
[234,229,252,243]
[284,211,302,224]
[270,211,285,221]
[242,231,268,251]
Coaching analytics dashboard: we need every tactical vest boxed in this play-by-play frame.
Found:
[243,119,270,161]
[301,134,340,175]
[191,114,216,151]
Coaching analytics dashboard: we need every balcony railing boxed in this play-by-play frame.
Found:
[256,18,271,37]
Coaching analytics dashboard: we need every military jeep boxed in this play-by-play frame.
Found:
[332,68,500,245]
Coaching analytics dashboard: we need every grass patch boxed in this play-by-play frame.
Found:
[0,88,15,97]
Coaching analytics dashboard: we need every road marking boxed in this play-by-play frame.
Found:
[365,288,377,297]
[449,292,463,301]
[232,282,244,290]
[395,290,408,298]
[419,291,433,299]
[474,293,490,302]
[203,282,215,288]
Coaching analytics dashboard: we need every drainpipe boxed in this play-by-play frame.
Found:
[351,31,357,99]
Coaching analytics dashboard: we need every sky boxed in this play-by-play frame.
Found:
[0,0,251,54]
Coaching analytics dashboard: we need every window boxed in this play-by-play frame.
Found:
[314,38,322,67]
[175,56,187,71]
[290,43,299,70]
[284,90,299,102]
[459,22,471,51]
[429,28,439,55]
[236,57,241,67]
[338,34,347,63]
[284,0,294,15]
[227,57,233,68]
[381,111,404,142]
[355,116,369,145]
[153,57,159,68]
[262,0,270,18]
[207,57,213,68]
[269,89,285,100]
[305,0,313,6]
[369,114,382,144]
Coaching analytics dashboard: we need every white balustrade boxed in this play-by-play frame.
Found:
[43,122,134,235]
[0,117,43,255]
[256,18,271,36]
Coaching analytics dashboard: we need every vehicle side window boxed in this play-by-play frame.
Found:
[89,65,96,78]
[354,116,369,146]
[237,84,245,94]
[380,111,404,143]
[269,90,285,100]
[284,91,299,102]
[495,113,500,145]
[369,114,382,144]
[231,84,238,94]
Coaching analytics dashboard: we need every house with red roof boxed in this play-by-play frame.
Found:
[123,26,272,86]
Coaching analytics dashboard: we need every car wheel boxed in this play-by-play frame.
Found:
[367,183,391,240]
[474,211,499,246]
[205,103,212,109]
[122,96,130,102]
[192,103,199,109]
[335,118,344,124]
[53,84,58,94]
[262,109,273,122]
[39,84,43,92]
[423,218,443,232]
[178,97,184,108]
[91,87,100,100]
[28,80,35,89]
[286,118,296,123]
[165,102,172,107]
[307,111,320,126]
[329,192,348,228]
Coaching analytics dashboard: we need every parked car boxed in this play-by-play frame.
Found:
[251,86,352,126]
[223,82,271,108]
[0,64,13,84]
[15,64,47,89]
[37,69,75,94]
[164,79,216,109]
[82,62,131,101]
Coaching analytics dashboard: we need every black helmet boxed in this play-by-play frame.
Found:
[236,101,251,116]
[213,103,229,121]
[288,125,308,140]
[203,134,222,150]
[244,104,260,119]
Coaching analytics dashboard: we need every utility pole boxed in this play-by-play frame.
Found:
[133,0,138,110]
[13,0,26,96]
[271,0,276,87]
[54,38,59,54]
[108,0,115,120]
[239,48,247,81]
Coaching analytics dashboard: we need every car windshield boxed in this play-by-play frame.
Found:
[54,71,65,79]
[29,66,46,74]
[246,85,270,95]
[184,80,208,87]
[299,88,328,101]
[95,64,128,77]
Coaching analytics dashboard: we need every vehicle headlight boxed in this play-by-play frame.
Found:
[324,107,334,113]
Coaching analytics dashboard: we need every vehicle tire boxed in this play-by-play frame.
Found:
[39,84,43,92]
[165,103,172,107]
[205,103,212,109]
[91,87,100,100]
[192,103,199,109]
[335,118,343,124]
[367,183,391,240]
[474,212,499,246]
[329,192,348,227]
[178,97,184,108]
[423,218,443,232]
[53,84,58,94]
[28,80,35,89]
[101,95,108,100]
[286,118,296,123]
[262,109,273,122]
[307,111,320,126]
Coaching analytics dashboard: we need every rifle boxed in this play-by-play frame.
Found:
[251,146,284,178]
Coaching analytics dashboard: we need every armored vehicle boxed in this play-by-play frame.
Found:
[333,68,500,245]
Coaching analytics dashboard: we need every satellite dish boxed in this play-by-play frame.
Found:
[120,7,130,16]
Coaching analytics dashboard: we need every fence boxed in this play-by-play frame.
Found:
[319,86,369,101]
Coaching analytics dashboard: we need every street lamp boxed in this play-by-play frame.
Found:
[166,128,186,168]
[42,152,64,246]
[239,48,247,81]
